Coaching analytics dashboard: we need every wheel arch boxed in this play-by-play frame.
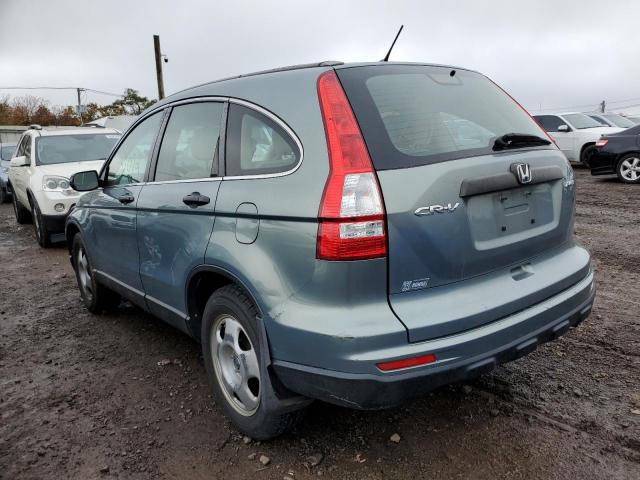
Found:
[185,264,265,343]
[580,141,596,156]
[616,150,640,163]
[65,220,81,254]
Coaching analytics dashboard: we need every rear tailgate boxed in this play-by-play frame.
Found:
[337,64,585,342]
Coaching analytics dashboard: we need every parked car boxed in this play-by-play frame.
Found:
[0,143,17,203]
[66,61,595,439]
[533,113,622,165]
[84,115,138,132]
[589,124,640,183]
[586,112,636,129]
[8,125,121,247]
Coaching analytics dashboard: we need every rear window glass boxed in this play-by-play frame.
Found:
[337,65,550,170]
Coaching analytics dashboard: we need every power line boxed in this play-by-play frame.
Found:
[0,86,125,97]
[84,88,125,98]
[529,96,640,113]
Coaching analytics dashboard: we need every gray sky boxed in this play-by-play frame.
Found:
[1,0,639,114]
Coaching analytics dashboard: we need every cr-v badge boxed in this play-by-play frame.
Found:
[414,202,460,216]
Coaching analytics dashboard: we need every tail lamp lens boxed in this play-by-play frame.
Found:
[316,70,387,261]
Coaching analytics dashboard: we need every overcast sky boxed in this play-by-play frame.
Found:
[1,0,639,114]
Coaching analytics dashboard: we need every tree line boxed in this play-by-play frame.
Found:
[0,88,156,126]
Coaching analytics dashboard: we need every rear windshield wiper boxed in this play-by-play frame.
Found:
[493,133,551,151]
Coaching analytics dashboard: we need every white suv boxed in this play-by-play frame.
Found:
[8,125,121,247]
[533,113,622,165]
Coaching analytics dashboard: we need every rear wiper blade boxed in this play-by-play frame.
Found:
[493,133,551,151]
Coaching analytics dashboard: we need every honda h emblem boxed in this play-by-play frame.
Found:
[511,163,532,184]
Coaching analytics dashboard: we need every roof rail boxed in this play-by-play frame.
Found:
[170,61,344,97]
[217,61,344,83]
[28,124,43,130]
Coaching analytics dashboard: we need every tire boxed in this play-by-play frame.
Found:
[201,285,303,440]
[12,189,32,224]
[71,233,120,313]
[615,154,640,184]
[31,199,52,248]
[581,144,596,167]
[0,187,5,204]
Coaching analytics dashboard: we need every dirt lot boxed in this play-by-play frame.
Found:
[1,167,639,480]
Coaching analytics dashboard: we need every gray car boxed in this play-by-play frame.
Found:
[0,143,17,203]
[66,61,595,439]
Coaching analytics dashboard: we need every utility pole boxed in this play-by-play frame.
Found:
[76,87,84,125]
[600,100,606,113]
[153,35,165,100]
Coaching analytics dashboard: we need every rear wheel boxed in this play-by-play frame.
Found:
[31,200,51,248]
[72,234,120,313]
[616,154,640,184]
[12,190,32,224]
[202,285,303,439]
[581,144,596,167]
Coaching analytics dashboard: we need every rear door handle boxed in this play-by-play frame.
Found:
[182,192,210,207]
[117,193,135,204]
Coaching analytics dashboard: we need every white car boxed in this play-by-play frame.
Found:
[533,113,623,165]
[8,125,121,247]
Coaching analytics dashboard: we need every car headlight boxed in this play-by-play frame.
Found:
[563,159,575,187]
[42,175,73,193]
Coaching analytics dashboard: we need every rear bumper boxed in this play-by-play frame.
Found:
[273,271,595,409]
[589,152,617,176]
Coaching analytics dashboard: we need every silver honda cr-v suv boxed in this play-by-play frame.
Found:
[66,61,595,439]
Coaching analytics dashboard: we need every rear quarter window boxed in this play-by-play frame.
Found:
[337,65,550,170]
[225,103,300,177]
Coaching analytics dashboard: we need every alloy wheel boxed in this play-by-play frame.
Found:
[76,246,94,301]
[211,314,260,416]
[620,157,640,182]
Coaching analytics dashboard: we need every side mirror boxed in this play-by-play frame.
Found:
[70,170,100,192]
[557,124,570,132]
[10,156,28,167]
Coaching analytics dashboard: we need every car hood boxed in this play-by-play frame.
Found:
[581,126,624,135]
[37,160,105,178]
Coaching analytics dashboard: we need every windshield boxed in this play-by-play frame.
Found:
[35,133,120,165]
[563,114,603,130]
[0,145,16,160]
[602,114,635,128]
[337,65,550,169]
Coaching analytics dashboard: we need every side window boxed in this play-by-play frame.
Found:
[106,112,162,186]
[15,135,28,157]
[225,104,300,176]
[535,115,564,132]
[154,102,223,182]
[24,136,32,163]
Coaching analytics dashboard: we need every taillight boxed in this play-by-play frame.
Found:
[316,70,387,261]
[595,139,608,147]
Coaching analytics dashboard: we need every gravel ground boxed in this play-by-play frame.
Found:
[1,167,639,480]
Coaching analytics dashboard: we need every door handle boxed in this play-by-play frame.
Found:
[117,193,135,204]
[182,192,210,207]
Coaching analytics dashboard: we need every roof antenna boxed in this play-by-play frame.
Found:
[381,25,404,62]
